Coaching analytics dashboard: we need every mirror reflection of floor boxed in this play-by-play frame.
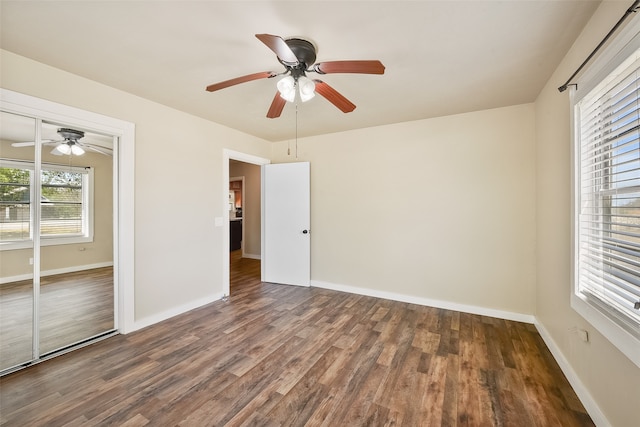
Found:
[0,267,113,371]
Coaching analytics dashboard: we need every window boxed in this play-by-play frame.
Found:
[0,159,93,249]
[574,44,640,367]
[41,169,86,237]
[0,166,30,241]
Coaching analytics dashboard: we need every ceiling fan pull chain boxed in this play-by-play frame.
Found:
[68,151,73,182]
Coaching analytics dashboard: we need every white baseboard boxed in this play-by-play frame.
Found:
[131,293,225,332]
[534,320,610,427]
[0,261,114,284]
[242,253,261,260]
[310,280,535,324]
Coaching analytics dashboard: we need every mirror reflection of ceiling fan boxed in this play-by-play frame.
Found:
[11,128,113,156]
[206,34,385,118]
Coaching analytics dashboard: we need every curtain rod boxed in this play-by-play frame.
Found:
[558,0,640,92]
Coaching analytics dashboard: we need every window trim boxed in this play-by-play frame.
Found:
[0,158,94,250]
[571,18,640,369]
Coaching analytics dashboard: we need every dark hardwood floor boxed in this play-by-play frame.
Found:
[0,252,593,426]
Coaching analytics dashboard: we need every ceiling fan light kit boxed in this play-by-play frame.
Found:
[11,127,112,156]
[277,75,316,103]
[206,33,385,118]
[53,143,85,156]
[51,128,86,156]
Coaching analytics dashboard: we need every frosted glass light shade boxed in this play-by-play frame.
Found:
[53,143,85,155]
[298,76,315,102]
[55,143,71,155]
[277,76,296,102]
[71,144,85,156]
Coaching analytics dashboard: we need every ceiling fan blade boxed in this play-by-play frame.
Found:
[255,34,299,65]
[11,139,58,147]
[11,141,35,147]
[313,80,356,113]
[266,92,286,119]
[313,60,385,75]
[206,71,276,92]
[81,144,113,156]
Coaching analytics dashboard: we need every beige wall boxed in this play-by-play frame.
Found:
[534,1,640,425]
[229,160,261,257]
[272,103,537,316]
[0,49,271,322]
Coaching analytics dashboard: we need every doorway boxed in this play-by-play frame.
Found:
[222,150,269,298]
[229,175,244,253]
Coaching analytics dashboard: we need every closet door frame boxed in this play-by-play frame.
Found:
[1,89,136,347]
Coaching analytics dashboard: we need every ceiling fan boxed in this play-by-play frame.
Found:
[11,128,112,156]
[206,34,385,118]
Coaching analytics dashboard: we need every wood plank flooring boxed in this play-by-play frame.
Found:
[0,267,114,371]
[0,252,593,426]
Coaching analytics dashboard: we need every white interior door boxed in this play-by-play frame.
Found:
[262,162,310,286]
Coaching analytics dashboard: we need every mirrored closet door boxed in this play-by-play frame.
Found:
[0,112,36,370]
[0,112,116,373]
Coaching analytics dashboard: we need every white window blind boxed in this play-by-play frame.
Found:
[576,46,640,336]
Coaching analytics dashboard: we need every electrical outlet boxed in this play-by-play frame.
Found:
[568,326,589,343]
[29,257,33,265]
[578,329,589,343]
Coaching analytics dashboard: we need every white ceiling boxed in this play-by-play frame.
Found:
[0,1,601,142]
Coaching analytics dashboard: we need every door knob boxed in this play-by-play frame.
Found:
[302,229,309,234]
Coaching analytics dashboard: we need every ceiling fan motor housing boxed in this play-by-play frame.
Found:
[281,38,317,74]
[58,128,85,142]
